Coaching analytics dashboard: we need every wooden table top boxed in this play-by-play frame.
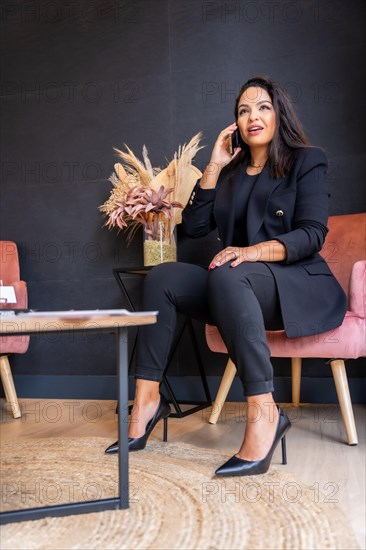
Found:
[0,309,157,334]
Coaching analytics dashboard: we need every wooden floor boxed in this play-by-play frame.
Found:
[1,399,365,549]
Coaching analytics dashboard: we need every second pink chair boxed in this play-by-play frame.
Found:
[0,241,30,418]
[205,213,366,445]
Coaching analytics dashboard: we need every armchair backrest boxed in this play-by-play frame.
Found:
[320,213,366,297]
[0,241,29,354]
[0,241,20,284]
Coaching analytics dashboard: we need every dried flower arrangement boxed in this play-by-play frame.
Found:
[100,133,203,264]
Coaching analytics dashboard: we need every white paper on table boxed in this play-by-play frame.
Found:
[0,286,17,304]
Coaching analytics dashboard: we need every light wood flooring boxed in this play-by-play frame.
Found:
[1,400,365,549]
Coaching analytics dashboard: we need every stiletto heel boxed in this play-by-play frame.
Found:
[215,406,291,476]
[163,416,168,442]
[105,394,171,454]
[281,435,287,465]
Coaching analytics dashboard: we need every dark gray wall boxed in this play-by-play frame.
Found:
[1,0,365,398]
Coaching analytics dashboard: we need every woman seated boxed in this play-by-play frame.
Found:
[105,76,347,477]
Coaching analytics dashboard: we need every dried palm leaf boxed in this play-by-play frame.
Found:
[100,133,204,237]
[171,132,204,224]
[113,162,128,183]
[113,145,153,187]
[142,145,155,181]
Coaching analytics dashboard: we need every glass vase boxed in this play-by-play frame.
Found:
[143,215,177,266]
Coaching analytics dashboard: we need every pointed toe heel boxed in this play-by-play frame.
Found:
[105,441,119,454]
[105,394,171,454]
[215,455,255,476]
[215,406,291,476]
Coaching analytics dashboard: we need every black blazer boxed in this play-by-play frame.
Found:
[182,147,347,338]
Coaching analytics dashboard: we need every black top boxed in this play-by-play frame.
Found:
[232,171,258,246]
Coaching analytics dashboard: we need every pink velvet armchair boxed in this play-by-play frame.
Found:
[0,241,30,418]
[205,213,366,445]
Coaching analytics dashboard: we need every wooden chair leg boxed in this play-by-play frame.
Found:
[0,355,21,418]
[330,359,358,445]
[291,357,302,406]
[208,358,237,424]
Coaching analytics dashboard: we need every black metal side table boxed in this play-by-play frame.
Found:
[113,266,212,417]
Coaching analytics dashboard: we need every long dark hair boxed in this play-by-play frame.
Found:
[233,76,310,179]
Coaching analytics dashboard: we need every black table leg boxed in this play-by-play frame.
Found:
[116,327,129,509]
[0,327,130,525]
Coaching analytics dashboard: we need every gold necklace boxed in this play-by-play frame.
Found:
[249,162,265,168]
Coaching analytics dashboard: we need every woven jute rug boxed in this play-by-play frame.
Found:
[0,437,359,550]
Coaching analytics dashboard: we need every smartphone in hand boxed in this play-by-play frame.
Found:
[230,129,244,153]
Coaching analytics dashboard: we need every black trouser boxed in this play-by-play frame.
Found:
[135,261,284,396]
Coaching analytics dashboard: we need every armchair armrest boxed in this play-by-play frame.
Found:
[348,261,366,318]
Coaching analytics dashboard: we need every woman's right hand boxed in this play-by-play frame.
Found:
[210,122,242,167]
[200,123,242,189]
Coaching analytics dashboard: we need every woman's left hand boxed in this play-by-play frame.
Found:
[209,247,255,270]
[209,240,286,270]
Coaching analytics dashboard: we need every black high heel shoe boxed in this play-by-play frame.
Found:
[215,407,291,476]
[105,394,171,454]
